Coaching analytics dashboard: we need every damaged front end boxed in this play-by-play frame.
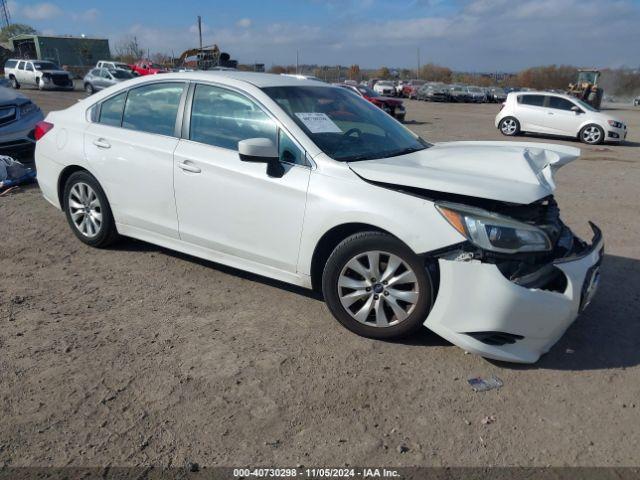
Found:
[432,195,601,294]
[415,192,604,363]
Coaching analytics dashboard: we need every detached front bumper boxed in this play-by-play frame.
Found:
[424,224,604,363]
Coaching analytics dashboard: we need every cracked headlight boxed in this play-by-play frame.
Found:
[436,202,552,254]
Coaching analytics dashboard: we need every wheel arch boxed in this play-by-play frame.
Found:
[310,222,398,292]
[57,165,91,207]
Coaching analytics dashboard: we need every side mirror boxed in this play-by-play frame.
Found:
[238,138,284,178]
[571,106,583,114]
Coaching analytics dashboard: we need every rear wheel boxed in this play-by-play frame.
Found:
[499,116,520,136]
[63,171,119,248]
[322,232,433,339]
[579,124,604,145]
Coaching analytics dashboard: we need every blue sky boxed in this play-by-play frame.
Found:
[6,0,640,71]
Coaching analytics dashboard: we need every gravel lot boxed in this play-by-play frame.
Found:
[1,86,639,468]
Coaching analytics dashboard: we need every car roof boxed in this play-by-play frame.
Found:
[511,90,576,101]
[142,71,332,88]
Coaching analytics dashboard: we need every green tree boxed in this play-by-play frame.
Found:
[0,23,38,42]
[376,66,391,79]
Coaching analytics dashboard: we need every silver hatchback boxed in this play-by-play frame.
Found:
[83,68,134,95]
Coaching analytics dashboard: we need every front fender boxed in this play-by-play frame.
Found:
[296,170,465,276]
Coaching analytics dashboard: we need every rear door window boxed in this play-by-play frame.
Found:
[98,92,127,127]
[122,82,185,136]
[548,96,576,111]
[518,95,546,107]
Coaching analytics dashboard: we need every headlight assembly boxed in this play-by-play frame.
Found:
[607,120,623,128]
[20,102,39,117]
[436,202,552,254]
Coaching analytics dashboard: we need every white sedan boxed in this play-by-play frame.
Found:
[496,91,627,144]
[34,72,604,363]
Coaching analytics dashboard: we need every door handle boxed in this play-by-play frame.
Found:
[177,161,201,174]
[93,138,111,149]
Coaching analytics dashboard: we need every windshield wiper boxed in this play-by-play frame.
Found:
[385,146,426,158]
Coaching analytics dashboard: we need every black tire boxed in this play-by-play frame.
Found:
[85,83,95,95]
[499,116,520,136]
[322,231,434,340]
[396,114,406,123]
[63,171,119,248]
[10,76,19,89]
[579,124,604,145]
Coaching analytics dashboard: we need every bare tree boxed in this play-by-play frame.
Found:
[113,36,144,63]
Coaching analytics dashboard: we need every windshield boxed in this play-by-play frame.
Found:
[33,62,59,70]
[110,69,134,79]
[263,86,429,162]
[573,97,599,112]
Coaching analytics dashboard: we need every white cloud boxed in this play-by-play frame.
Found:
[72,8,100,22]
[105,0,640,71]
[20,2,61,20]
[236,18,252,28]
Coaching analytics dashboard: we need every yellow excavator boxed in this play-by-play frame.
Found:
[567,69,604,109]
[177,44,221,70]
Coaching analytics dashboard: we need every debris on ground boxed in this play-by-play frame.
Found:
[481,415,496,425]
[396,444,409,454]
[468,375,503,392]
[566,348,575,354]
[0,156,36,193]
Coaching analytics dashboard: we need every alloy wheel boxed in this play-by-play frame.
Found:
[582,125,602,144]
[501,118,517,135]
[337,250,419,327]
[68,182,102,238]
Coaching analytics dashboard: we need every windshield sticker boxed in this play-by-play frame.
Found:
[295,112,342,133]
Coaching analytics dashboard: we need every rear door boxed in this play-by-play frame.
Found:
[515,94,550,133]
[84,82,187,238]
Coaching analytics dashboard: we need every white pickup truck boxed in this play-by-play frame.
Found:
[4,59,74,91]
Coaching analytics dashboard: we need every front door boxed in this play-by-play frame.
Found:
[173,83,310,273]
[543,96,583,136]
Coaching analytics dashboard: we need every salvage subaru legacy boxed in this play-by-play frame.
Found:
[34,72,603,363]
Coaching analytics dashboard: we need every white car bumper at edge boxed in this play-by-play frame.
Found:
[424,224,604,363]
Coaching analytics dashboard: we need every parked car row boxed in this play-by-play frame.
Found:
[415,82,508,103]
[339,83,406,122]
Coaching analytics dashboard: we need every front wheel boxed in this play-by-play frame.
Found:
[85,83,95,95]
[499,116,520,136]
[579,124,604,145]
[10,76,19,89]
[63,171,119,248]
[322,232,434,339]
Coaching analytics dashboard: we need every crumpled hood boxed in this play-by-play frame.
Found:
[348,141,581,204]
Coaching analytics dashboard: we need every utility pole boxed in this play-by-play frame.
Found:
[417,47,421,79]
[0,0,10,29]
[296,49,299,74]
[197,16,203,52]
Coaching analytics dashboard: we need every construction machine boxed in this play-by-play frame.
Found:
[177,44,221,70]
[567,69,603,109]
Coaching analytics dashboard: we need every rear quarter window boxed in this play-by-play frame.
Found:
[4,60,17,69]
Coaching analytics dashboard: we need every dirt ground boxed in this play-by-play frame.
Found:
[1,86,639,468]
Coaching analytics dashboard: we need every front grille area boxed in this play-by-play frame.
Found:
[465,331,524,346]
[51,74,72,86]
